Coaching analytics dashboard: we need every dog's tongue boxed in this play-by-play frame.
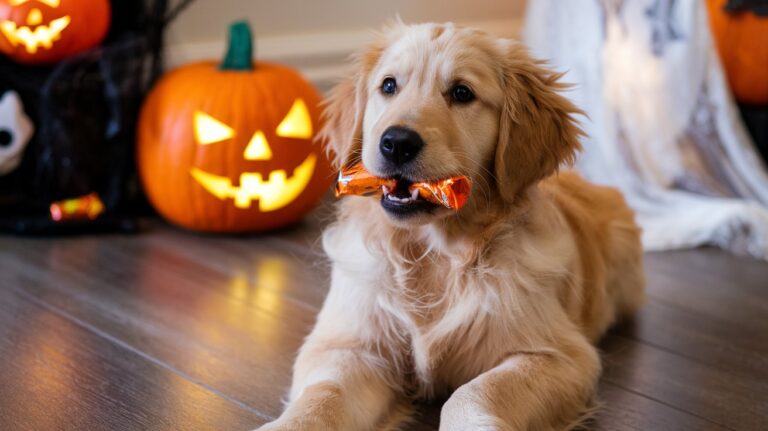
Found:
[335,163,472,210]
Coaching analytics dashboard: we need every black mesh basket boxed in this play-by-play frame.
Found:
[0,0,192,234]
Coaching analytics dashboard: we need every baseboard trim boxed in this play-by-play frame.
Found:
[165,18,524,90]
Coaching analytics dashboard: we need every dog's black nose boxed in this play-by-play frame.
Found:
[379,126,424,166]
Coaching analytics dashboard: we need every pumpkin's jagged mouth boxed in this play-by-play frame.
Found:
[190,153,317,212]
[0,15,71,54]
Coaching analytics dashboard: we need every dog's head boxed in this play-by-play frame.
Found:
[320,22,583,225]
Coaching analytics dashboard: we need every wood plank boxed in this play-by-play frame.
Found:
[145,226,330,308]
[600,334,768,431]
[0,233,323,419]
[644,250,768,331]
[592,382,731,431]
[615,299,768,383]
[0,286,264,431]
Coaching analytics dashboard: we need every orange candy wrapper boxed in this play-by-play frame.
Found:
[50,193,106,222]
[335,163,471,210]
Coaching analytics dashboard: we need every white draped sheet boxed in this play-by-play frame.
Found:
[524,0,768,260]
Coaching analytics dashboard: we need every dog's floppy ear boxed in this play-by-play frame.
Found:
[318,42,384,169]
[494,42,585,202]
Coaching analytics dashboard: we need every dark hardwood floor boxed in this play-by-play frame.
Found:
[0,206,766,430]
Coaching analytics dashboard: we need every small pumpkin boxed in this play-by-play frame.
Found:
[0,0,111,65]
[707,0,768,105]
[137,21,333,233]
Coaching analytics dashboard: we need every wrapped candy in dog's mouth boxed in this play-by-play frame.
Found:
[335,163,471,211]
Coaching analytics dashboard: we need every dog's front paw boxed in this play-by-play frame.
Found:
[254,417,331,431]
[252,422,278,431]
[253,423,285,431]
[253,419,296,431]
[439,385,508,431]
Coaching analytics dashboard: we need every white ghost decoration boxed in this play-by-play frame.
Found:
[0,91,34,176]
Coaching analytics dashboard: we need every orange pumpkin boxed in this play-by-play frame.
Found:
[138,22,333,233]
[0,0,111,65]
[707,0,768,105]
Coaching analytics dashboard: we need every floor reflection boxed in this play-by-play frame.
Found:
[227,257,289,345]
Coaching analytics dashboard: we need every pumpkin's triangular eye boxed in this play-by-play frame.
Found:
[194,111,235,145]
[276,98,313,139]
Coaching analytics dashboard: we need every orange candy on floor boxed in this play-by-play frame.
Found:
[49,193,105,222]
[335,163,471,210]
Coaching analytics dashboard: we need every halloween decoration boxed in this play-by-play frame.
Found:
[0,0,111,65]
[336,163,472,210]
[722,0,768,17]
[707,0,768,104]
[527,0,768,260]
[0,90,32,176]
[0,1,185,235]
[138,21,333,233]
[50,192,105,221]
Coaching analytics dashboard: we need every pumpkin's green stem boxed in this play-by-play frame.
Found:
[220,21,254,71]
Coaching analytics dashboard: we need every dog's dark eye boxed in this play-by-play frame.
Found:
[381,77,397,95]
[450,84,475,104]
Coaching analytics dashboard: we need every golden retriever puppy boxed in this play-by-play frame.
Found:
[258,22,645,431]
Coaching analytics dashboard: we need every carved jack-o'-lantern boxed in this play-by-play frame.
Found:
[707,0,768,104]
[138,22,333,233]
[0,0,111,64]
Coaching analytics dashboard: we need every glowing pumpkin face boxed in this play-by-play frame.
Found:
[0,0,111,64]
[189,98,318,212]
[137,22,333,233]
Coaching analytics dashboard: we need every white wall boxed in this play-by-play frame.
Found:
[167,0,525,42]
[165,0,526,90]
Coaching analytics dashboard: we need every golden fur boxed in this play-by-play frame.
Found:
[258,22,645,431]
